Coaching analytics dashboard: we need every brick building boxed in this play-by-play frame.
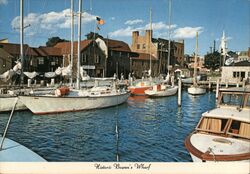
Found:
[130,30,184,77]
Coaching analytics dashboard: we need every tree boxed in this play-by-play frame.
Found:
[85,32,103,40]
[46,37,69,47]
[204,51,221,70]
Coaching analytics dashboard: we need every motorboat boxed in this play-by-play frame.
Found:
[128,79,153,96]
[145,84,178,97]
[187,86,206,95]
[185,87,250,162]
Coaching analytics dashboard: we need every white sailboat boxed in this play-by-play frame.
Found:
[0,0,27,112]
[19,0,130,115]
[145,0,178,98]
[187,31,206,95]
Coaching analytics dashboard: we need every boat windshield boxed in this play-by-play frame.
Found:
[196,117,228,134]
[220,93,243,107]
[227,120,250,140]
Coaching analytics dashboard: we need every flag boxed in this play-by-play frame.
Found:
[96,16,105,25]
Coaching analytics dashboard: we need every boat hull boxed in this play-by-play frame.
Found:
[0,137,46,162]
[145,86,178,97]
[128,86,151,95]
[19,92,130,115]
[188,86,206,95]
[185,133,250,162]
[0,96,27,112]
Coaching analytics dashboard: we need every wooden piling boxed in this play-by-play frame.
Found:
[216,78,220,99]
[178,78,182,107]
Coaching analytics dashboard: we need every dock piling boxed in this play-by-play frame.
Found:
[178,78,182,107]
[216,79,220,99]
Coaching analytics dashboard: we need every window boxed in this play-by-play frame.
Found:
[82,54,87,63]
[227,120,250,139]
[38,57,44,65]
[95,55,100,63]
[137,44,140,49]
[142,44,146,49]
[196,117,228,133]
[220,93,243,106]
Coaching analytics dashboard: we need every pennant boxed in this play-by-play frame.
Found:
[96,16,105,25]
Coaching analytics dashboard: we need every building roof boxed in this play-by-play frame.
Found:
[38,46,62,56]
[131,53,157,60]
[103,38,131,52]
[0,43,38,57]
[234,60,250,66]
[0,48,13,62]
[54,40,93,55]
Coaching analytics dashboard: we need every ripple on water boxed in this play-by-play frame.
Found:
[0,91,216,161]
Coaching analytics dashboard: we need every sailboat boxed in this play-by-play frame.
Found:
[144,0,178,97]
[19,0,130,115]
[0,0,28,112]
[187,31,206,95]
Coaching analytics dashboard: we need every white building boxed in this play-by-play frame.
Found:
[221,65,250,83]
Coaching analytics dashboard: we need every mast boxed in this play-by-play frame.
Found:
[76,0,82,90]
[167,0,171,75]
[149,8,152,77]
[193,31,198,86]
[20,0,24,85]
[70,0,74,86]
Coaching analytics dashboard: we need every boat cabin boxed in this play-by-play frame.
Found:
[195,88,250,141]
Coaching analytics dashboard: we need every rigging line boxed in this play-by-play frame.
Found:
[115,81,119,162]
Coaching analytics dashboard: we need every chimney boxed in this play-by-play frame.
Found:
[132,31,139,50]
[145,30,152,50]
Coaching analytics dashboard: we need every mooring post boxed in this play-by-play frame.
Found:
[27,79,31,87]
[242,79,246,88]
[216,78,220,99]
[225,80,228,88]
[171,75,174,87]
[208,77,211,90]
[178,78,182,107]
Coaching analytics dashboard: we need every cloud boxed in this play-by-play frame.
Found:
[173,26,203,39]
[109,26,134,37]
[109,21,177,38]
[110,17,116,21]
[125,19,143,25]
[0,0,7,5]
[11,8,96,36]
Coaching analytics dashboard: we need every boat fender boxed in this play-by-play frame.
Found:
[55,87,70,97]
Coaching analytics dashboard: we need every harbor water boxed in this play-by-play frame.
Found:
[0,91,216,162]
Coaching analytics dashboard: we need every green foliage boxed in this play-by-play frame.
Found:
[204,51,221,70]
[46,37,69,47]
[85,32,103,40]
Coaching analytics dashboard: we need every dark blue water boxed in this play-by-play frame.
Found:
[0,91,216,162]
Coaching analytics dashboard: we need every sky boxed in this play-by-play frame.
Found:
[0,0,249,56]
